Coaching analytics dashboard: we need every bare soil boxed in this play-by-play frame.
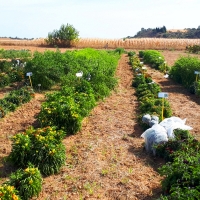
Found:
[0,47,200,199]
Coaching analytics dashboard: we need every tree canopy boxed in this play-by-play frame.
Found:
[45,24,79,47]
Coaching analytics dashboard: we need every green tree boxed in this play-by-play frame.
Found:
[45,23,79,47]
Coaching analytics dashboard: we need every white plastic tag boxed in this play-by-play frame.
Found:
[158,92,168,98]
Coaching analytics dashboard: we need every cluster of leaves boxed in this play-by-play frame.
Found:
[0,49,31,59]
[0,86,34,118]
[156,131,200,199]
[128,51,139,67]
[186,45,200,54]
[169,56,200,95]
[154,129,193,162]
[0,184,21,200]
[38,80,96,134]
[0,60,25,88]
[4,163,42,200]
[24,49,67,90]
[9,126,66,176]
[37,48,120,134]
[114,48,125,55]
[139,50,170,72]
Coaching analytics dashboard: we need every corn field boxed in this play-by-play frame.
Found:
[1,37,200,50]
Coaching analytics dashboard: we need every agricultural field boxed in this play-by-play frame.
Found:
[1,42,200,199]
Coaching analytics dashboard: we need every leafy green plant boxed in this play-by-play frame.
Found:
[24,50,66,89]
[0,184,21,200]
[114,48,125,55]
[0,73,10,88]
[5,164,42,200]
[142,50,165,70]
[8,68,24,83]
[186,45,200,54]
[9,126,66,176]
[127,51,136,57]
[156,132,200,199]
[159,148,200,197]
[138,50,144,58]
[169,56,200,89]
[38,94,83,134]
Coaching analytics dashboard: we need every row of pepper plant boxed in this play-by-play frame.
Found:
[129,51,200,199]
[139,49,200,96]
[0,48,122,200]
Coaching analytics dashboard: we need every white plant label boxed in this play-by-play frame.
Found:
[76,73,83,77]
[158,92,168,98]
[26,72,32,76]
[194,71,200,74]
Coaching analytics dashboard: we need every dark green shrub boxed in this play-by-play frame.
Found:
[127,51,136,57]
[142,50,164,70]
[6,164,42,200]
[169,56,200,89]
[132,74,146,87]
[38,95,83,134]
[25,50,66,90]
[159,147,200,198]
[139,50,144,58]
[9,126,66,176]
[114,48,125,55]
[186,45,200,54]
[0,73,10,87]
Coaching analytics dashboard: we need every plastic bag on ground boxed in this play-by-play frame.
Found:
[159,116,193,138]
[141,124,168,155]
[149,119,158,127]
[142,114,151,124]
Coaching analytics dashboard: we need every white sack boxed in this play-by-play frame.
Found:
[141,124,168,155]
[159,116,193,138]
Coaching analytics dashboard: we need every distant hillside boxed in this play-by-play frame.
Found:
[126,26,200,39]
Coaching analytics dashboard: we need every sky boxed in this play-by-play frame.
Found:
[0,0,200,39]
